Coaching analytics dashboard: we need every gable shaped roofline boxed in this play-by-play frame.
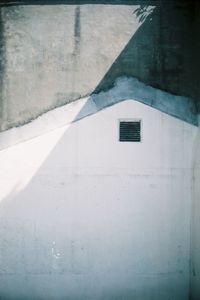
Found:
[0,76,197,151]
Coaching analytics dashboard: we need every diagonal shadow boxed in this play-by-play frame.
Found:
[0,0,197,151]
[0,0,197,134]
[0,2,197,299]
[74,1,197,125]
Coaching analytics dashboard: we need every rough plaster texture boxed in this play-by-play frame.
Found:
[191,115,200,300]
[0,1,197,131]
[0,4,140,130]
[0,100,197,300]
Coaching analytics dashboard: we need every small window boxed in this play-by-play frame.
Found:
[119,120,141,142]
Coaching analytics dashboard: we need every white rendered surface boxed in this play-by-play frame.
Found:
[0,100,197,299]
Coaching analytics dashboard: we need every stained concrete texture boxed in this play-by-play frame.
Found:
[0,0,198,131]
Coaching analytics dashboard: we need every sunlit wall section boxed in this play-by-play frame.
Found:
[0,100,197,300]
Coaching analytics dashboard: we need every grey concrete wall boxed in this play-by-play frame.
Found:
[191,117,200,300]
[0,0,197,131]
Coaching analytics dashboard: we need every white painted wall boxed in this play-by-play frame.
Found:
[0,100,197,300]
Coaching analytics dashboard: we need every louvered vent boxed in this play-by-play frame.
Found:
[119,121,141,142]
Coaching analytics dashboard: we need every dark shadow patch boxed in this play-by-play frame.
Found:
[191,0,200,112]
[0,0,166,7]
[72,0,197,125]
[92,1,196,99]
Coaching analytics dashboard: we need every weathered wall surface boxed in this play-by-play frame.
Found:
[0,1,197,131]
[0,100,197,299]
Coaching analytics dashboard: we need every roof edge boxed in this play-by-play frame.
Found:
[0,76,198,151]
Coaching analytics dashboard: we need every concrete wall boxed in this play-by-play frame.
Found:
[190,116,200,300]
[190,4,200,294]
[0,1,196,131]
[0,100,197,300]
